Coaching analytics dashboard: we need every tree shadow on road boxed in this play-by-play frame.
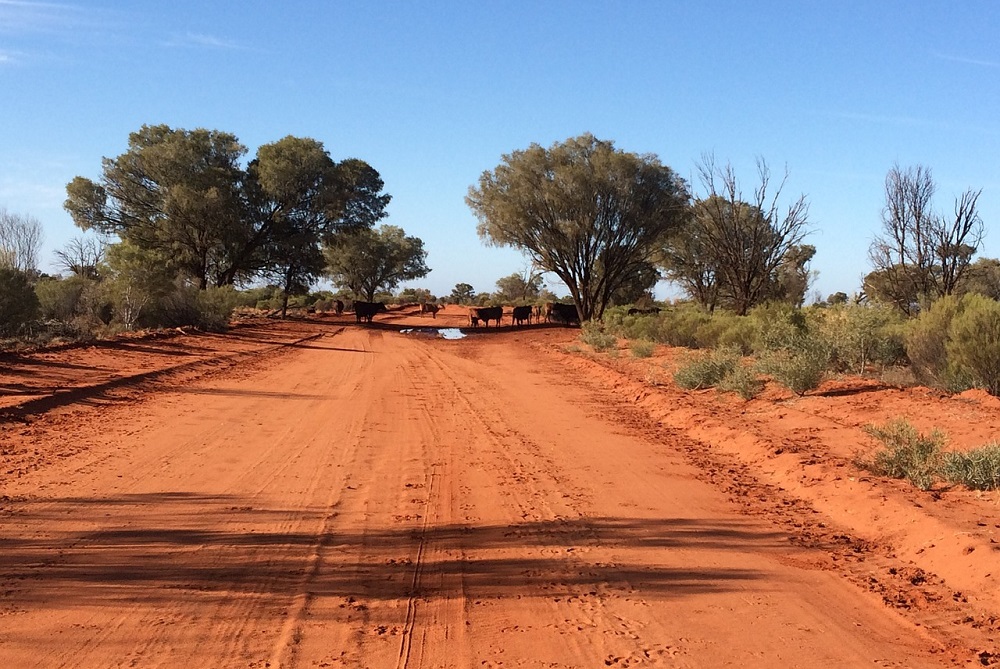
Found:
[0,492,779,614]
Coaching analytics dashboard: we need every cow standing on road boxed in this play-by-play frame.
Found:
[470,306,503,328]
[512,305,532,327]
[420,303,439,318]
[354,301,387,324]
[547,302,580,326]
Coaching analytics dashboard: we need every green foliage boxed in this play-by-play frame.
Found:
[905,294,971,392]
[468,133,690,321]
[673,347,740,390]
[35,276,89,321]
[755,333,830,395]
[494,271,543,304]
[747,302,807,351]
[819,303,905,374]
[941,444,1000,491]
[945,294,1000,396]
[629,339,656,358]
[656,304,715,348]
[193,286,240,330]
[0,267,40,335]
[960,257,1000,300]
[34,275,111,334]
[580,321,617,352]
[65,125,390,292]
[860,419,945,490]
[716,363,763,400]
[449,282,475,304]
[325,224,430,302]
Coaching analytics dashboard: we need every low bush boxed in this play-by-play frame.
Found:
[859,419,945,490]
[945,294,1000,396]
[629,340,656,358]
[673,347,740,390]
[580,321,617,352]
[755,333,830,395]
[748,302,807,352]
[905,295,969,392]
[716,363,763,400]
[0,267,40,336]
[941,444,1000,491]
[819,303,906,374]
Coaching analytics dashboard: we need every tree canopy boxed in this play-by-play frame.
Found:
[325,224,430,302]
[64,125,391,296]
[449,282,476,304]
[494,269,543,304]
[467,134,689,321]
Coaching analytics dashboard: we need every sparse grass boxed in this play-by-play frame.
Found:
[629,340,656,358]
[859,419,945,491]
[673,347,740,390]
[717,363,763,400]
[941,444,1000,491]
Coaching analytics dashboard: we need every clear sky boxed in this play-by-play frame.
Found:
[3,1,1000,302]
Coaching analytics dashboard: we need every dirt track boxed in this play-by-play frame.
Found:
[1,306,999,667]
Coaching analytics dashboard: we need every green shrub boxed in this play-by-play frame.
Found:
[819,303,906,374]
[673,347,740,390]
[709,312,756,355]
[755,333,830,395]
[36,276,88,321]
[580,321,617,352]
[860,419,945,490]
[629,340,656,358]
[194,286,240,331]
[905,294,969,392]
[0,267,40,336]
[941,444,1000,491]
[748,302,807,352]
[945,294,1000,396]
[716,363,763,400]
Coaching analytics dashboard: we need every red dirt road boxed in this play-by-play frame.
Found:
[1,307,997,667]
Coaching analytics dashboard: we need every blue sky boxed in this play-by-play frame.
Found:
[3,1,1000,301]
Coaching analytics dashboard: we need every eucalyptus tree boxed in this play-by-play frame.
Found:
[245,138,390,313]
[467,134,689,321]
[325,224,430,302]
[64,125,246,289]
[64,126,391,300]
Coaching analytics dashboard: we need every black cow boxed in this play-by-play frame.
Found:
[548,302,580,326]
[471,306,503,328]
[627,307,661,316]
[512,305,532,326]
[354,301,387,324]
[335,299,345,315]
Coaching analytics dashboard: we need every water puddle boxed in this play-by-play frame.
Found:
[399,327,467,340]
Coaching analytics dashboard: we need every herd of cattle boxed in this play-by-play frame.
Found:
[348,300,581,327]
[466,302,579,327]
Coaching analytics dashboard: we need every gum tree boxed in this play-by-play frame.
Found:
[467,134,689,321]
